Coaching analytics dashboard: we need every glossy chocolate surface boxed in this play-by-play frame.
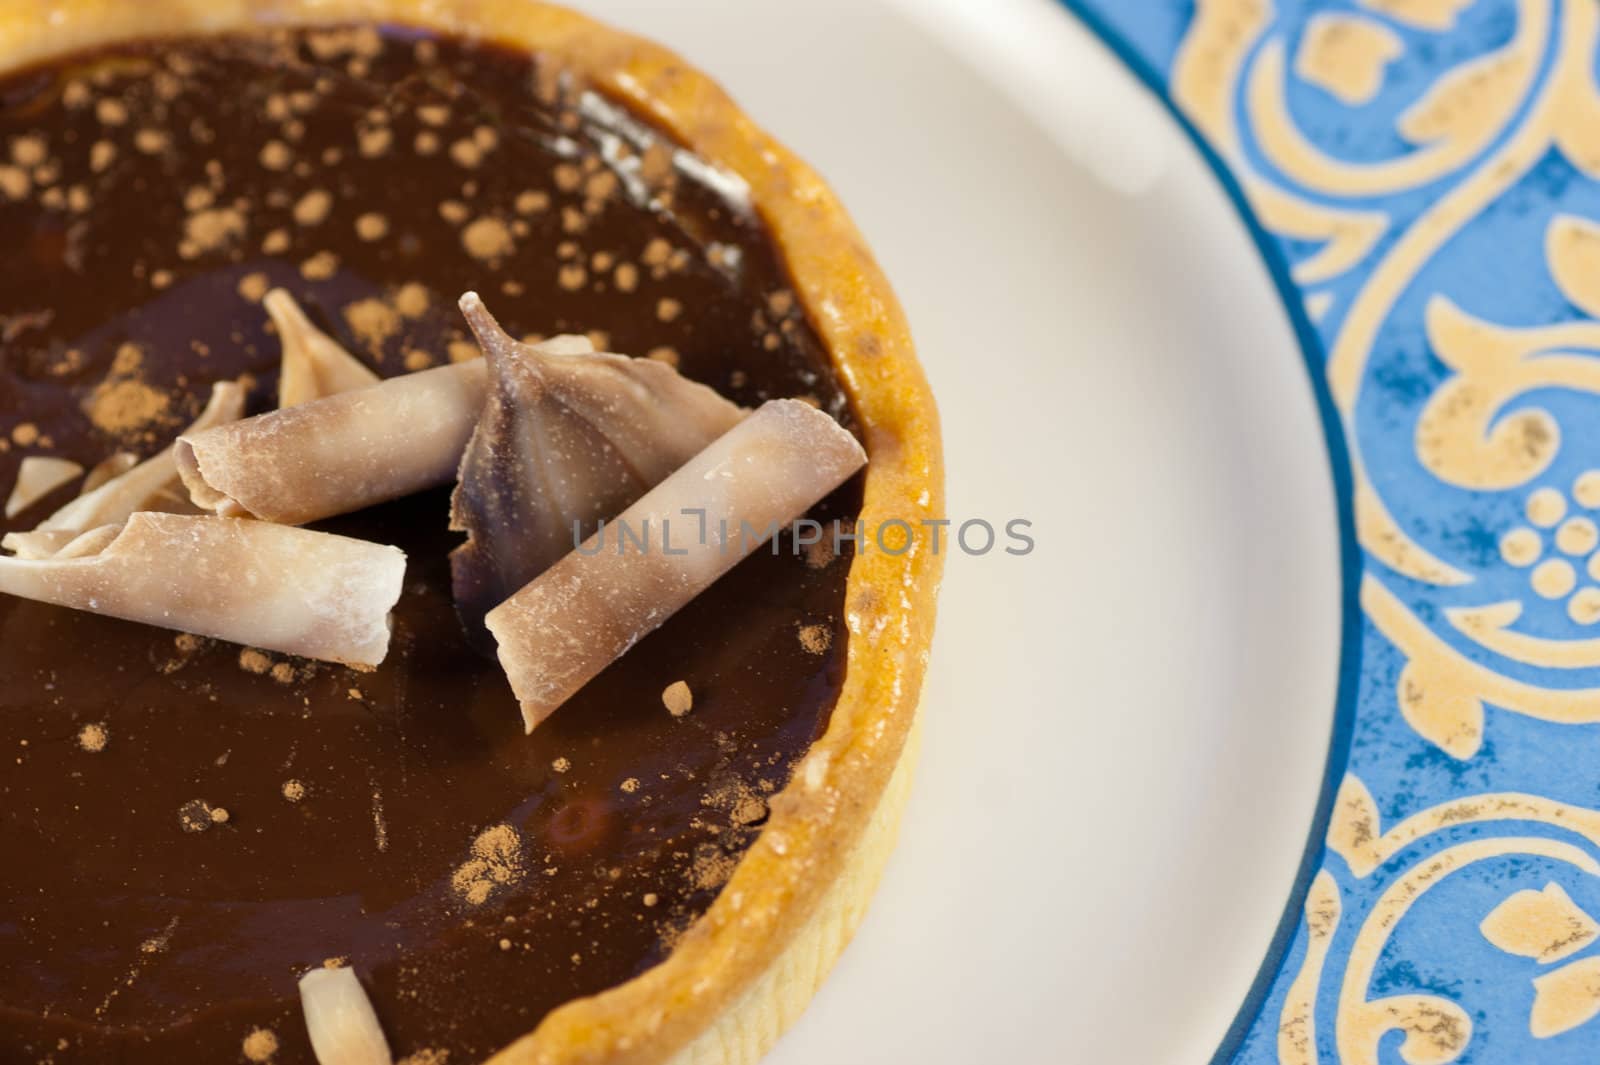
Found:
[0,26,859,1063]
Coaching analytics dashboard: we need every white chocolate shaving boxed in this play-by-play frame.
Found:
[0,513,404,667]
[298,966,393,1065]
[5,456,84,518]
[177,360,489,525]
[3,530,73,559]
[486,399,866,731]
[3,381,246,558]
[450,292,744,640]
[48,525,123,559]
[266,288,381,407]
[80,451,138,494]
[1,525,119,561]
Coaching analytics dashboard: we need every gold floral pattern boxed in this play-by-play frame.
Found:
[1482,884,1600,1036]
[1098,0,1600,1061]
[1318,776,1600,1058]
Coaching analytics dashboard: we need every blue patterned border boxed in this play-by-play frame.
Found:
[1061,2,1600,1062]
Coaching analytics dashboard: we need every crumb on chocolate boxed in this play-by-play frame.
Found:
[358,125,393,158]
[239,648,272,675]
[461,216,514,263]
[372,788,388,852]
[178,798,221,833]
[557,263,586,290]
[661,680,693,718]
[237,271,269,302]
[299,250,338,280]
[180,205,246,259]
[393,282,429,318]
[798,623,831,655]
[96,97,128,126]
[804,530,838,570]
[293,188,333,227]
[344,297,399,354]
[451,823,525,906]
[355,212,388,241]
[77,722,108,753]
[242,1028,278,1063]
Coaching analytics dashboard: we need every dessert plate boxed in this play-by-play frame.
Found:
[579,0,1344,1062]
[602,0,1600,1062]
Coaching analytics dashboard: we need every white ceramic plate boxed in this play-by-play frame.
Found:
[578,1,1344,1060]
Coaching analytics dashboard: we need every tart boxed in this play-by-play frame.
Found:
[0,3,941,1063]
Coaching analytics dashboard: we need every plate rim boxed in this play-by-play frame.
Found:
[1052,3,1366,1061]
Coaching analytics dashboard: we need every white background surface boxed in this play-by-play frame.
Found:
[579,1,1346,1061]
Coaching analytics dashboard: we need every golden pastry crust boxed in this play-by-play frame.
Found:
[0,3,945,1062]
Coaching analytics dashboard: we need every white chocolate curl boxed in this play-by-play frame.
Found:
[298,966,393,1065]
[176,360,489,525]
[451,292,745,639]
[487,399,866,731]
[80,451,138,494]
[267,288,382,407]
[4,457,83,519]
[3,381,247,558]
[0,513,405,667]
[2,526,118,560]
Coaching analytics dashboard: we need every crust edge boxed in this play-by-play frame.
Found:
[665,719,920,1065]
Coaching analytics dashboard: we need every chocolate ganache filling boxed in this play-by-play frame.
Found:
[0,25,860,1064]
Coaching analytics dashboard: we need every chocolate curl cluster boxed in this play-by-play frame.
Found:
[488,399,865,731]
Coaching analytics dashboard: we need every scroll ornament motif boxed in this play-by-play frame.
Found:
[1276,776,1600,1063]
[1174,0,1600,755]
[1130,2,1600,1062]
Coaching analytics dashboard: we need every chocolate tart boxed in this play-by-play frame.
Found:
[0,3,941,1063]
